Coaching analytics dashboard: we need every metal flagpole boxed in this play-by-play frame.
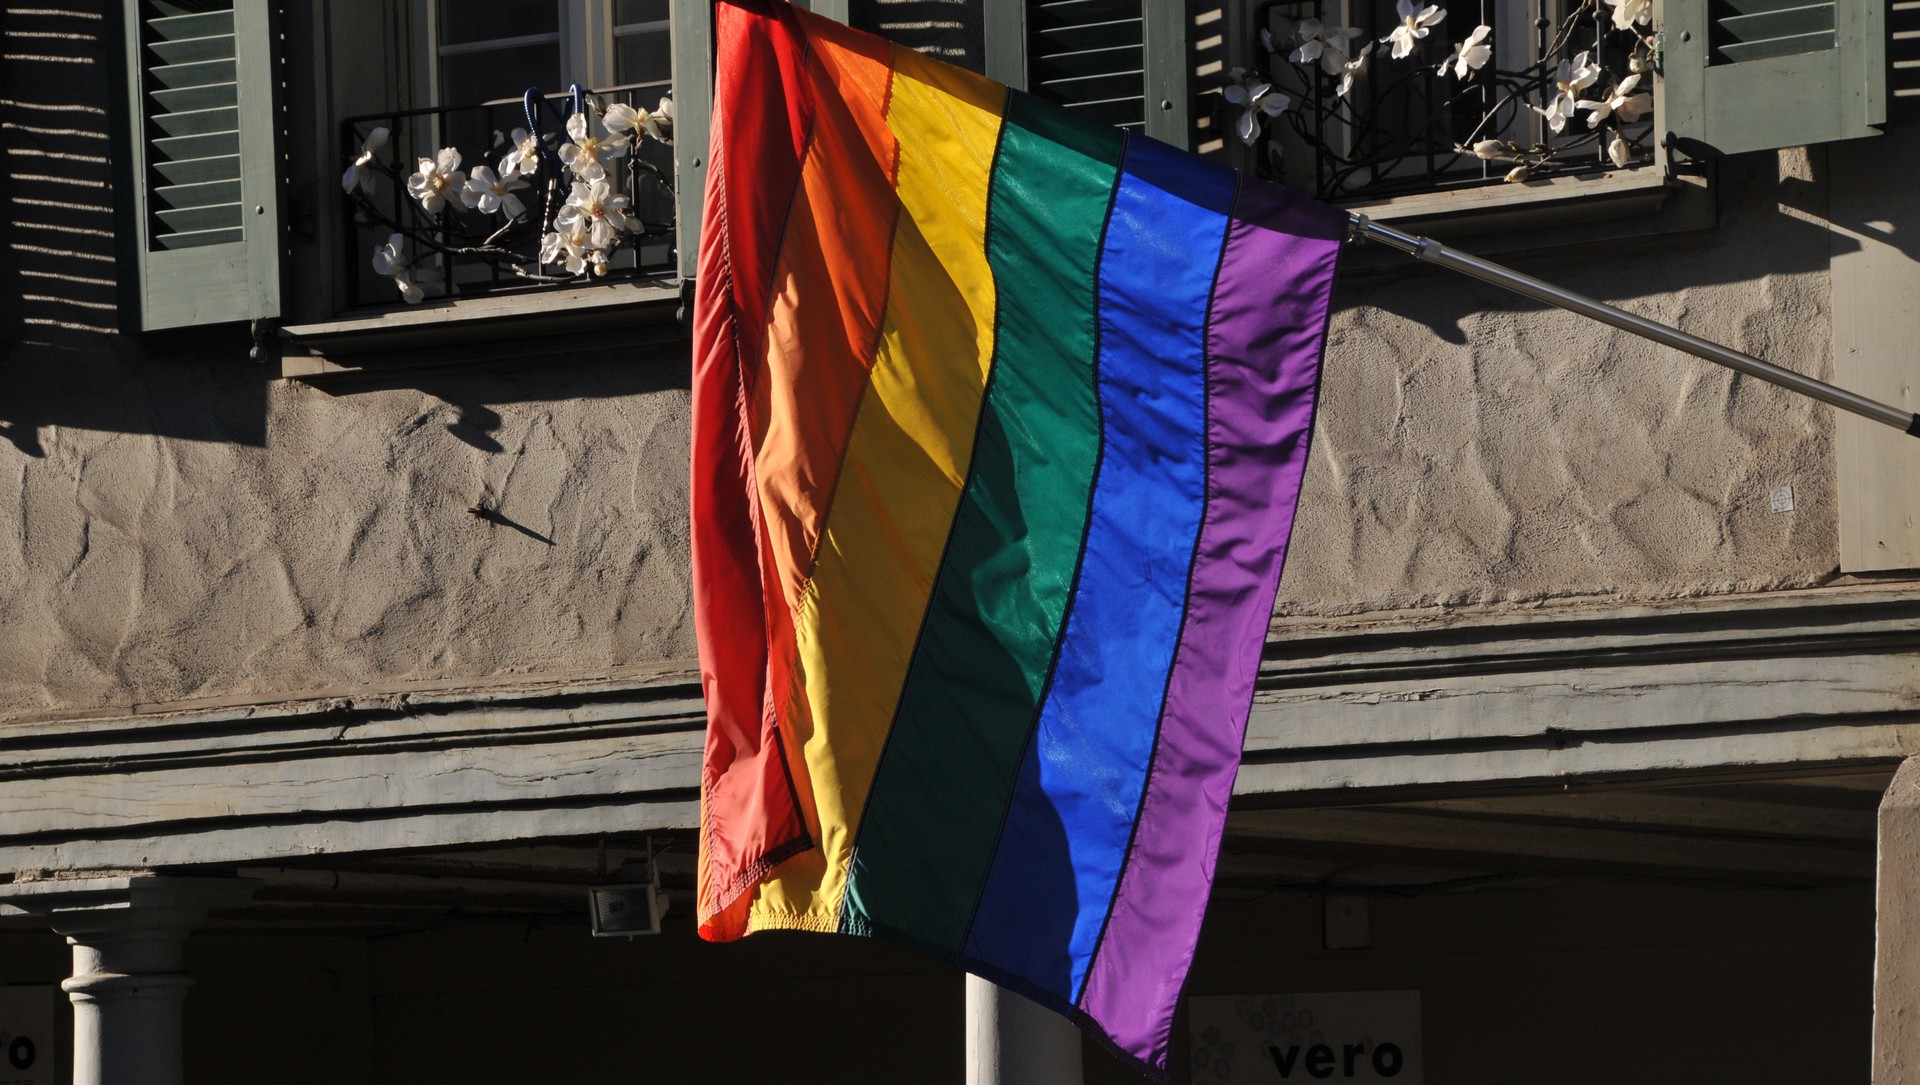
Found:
[1347,214,1920,439]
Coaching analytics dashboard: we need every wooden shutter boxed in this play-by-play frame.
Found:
[983,0,1190,147]
[1661,0,1886,159]
[120,0,281,330]
[671,0,713,282]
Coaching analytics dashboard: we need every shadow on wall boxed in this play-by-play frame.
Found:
[300,351,692,456]
[1777,1,1920,264]
[0,1,270,456]
[1347,149,1861,351]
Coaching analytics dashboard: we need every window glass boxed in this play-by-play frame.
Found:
[615,0,672,89]
[616,0,676,230]
[440,42,561,105]
[614,0,669,24]
[438,0,561,106]
[615,33,672,88]
[439,1,559,46]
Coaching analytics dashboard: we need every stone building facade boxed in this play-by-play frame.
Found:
[1,0,1916,1082]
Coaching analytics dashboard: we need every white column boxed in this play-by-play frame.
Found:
[58,915,199,1085]
[0,876,256,1085]
[1878,757,1920,1084]
[965,975,1083,1085]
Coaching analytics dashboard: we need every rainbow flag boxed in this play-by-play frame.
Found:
[691,0,1344,1074]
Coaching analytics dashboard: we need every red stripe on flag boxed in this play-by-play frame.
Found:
[693,0,819,939]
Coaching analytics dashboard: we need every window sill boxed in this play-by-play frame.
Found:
[277,280,687,379]
[1337,166,1717,271]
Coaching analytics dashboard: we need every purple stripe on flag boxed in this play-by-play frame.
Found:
[1075,181,1344,1065]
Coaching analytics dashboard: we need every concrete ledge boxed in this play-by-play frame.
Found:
[0,585,1914,874]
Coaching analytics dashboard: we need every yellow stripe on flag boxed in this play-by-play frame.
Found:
[751,48,1006,931]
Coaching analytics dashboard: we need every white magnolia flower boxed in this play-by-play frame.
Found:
[603,102,643,138]
[603,98,675,146]
[1334,41,1375,98]
[1441,24,1492,79]
[558,111,629,183]
[1577,73,1652,126]
[1383,0,1445,60]
[406,147,466,213]
[370,232,435,304]
[341,126,389,196]
[498,127,541,180]
[1290,17,1330,61]
[1505,163,1530,183]
[606,99,683,144]
[1609,134,1633,167]
[1602,0,1653,31]
[648,96,675,143]
[1470,138,1505,160]
[540,217,593,275]
[1291,18,1365,74]
[555,177,632,248]
[1223,69,1290,145]
[459,165,529,218]
[1538,50,1601,133]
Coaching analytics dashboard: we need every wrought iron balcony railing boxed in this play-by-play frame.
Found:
[339,83,677,310]
[1231,0,1657,204]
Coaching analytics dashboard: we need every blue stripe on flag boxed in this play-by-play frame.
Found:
[963,136,1236,1001]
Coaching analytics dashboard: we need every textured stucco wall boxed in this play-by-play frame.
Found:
[1276,148,1839,616]
[0,338,695,722]
[0,149,1846,722]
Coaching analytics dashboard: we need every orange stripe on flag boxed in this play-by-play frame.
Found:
[751,48,1008,931]
[751,12,902,622]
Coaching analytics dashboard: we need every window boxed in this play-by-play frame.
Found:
[976,0,1886,214]
[433,4,564,108]
[322,1,688,310]
[116,0,1887,331]
[612,0,676,89]
[117,0,712,331]
[425,1,672,108]
[1242,0,1886,207]
[1240,0,1662,204]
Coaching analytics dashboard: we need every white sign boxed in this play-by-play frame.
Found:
[0,986,63,1085]
[1189,990,1422,1084]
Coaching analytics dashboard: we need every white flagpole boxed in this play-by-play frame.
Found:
[1348,214,1920,439]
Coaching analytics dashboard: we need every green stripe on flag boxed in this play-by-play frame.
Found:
[842,92,1126,950]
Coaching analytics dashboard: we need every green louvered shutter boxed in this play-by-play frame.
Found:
[983,0,1190,147]
[1661,0,1886,159]
[671,0,712,281]
[121,0,280,330]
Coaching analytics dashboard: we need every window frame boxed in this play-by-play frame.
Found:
[1199,0,1867,241]
[410,0,675,109]
[139,0,1892,339]
[967,0,1873,252]
[1227,0,1678,212]
[268,0,709,357]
